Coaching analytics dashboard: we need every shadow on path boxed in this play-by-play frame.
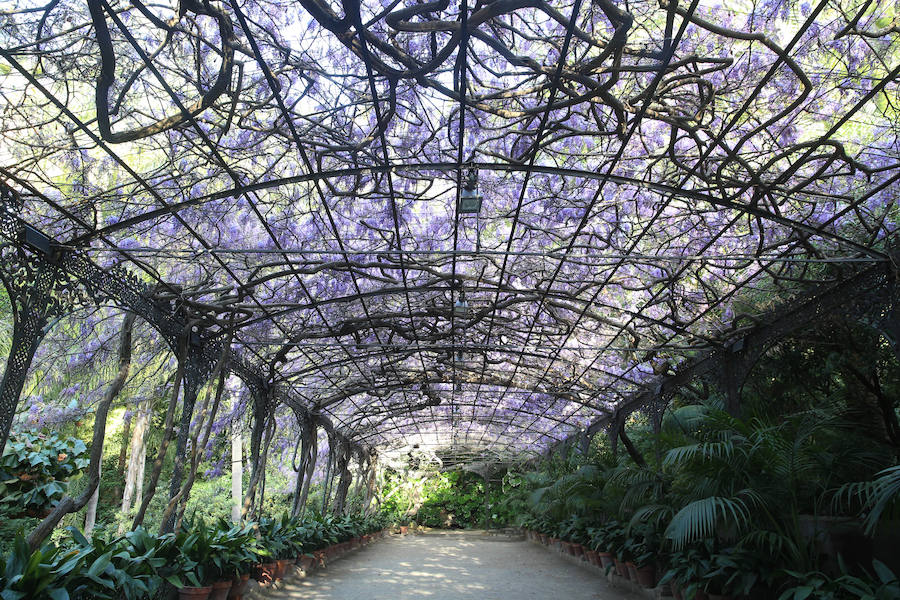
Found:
[265,531,640,600]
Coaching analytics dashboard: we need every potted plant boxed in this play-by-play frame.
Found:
[778,558,900,600]
[175,517,223,599]
[256,515,293,582]
[208,519,263,600]
[590,521,623,571]
[624,520,663,588]
[0,535,80,599]
[698,546,761,600]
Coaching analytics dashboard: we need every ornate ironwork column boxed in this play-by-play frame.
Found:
[714,340,765,418]
[332,437,353,515]
[0,253,70,453]
[162,344,215,532]
[241,380,273,520]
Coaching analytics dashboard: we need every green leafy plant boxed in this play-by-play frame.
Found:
[0,534,71,600]
[834,464,900,535]
[0,431,89,514]
[779,559,900,600]
[209,520,266,579]
[176,516,224,586]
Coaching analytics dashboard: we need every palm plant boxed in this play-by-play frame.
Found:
[527,465,607,524]
[657,403,883,568]
[835,464,900,535]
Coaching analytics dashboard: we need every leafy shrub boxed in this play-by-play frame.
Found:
[0,431,89,515]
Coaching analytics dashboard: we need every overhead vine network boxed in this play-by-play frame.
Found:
[0,0,898,479]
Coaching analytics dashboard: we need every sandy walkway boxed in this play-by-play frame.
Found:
[265,530,639,600]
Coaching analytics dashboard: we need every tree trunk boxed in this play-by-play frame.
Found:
[131,333,190,530]
[27,312,136,549]
[120,398,150,515]
[83,479,101,537]
[363,454,378,516]
[113,410,132,500]
[232,418,242,523]
[240,388,271,520]
[84,312,136,538]
[296,428,318,516]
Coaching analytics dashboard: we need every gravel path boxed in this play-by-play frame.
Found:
[265,531,640,600]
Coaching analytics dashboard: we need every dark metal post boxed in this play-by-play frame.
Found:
[0,256,71,455]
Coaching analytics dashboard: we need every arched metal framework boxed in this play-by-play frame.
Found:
[0,0,898,471]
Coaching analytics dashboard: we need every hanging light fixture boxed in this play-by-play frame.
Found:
[457,167,482,214]
[453,290,469,317]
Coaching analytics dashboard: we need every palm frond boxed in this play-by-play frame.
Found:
[665,495,753,549]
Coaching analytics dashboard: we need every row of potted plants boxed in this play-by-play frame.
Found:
[243,512,393,594]
[524,521,736,598]
[506,401,900,600]
[525,523,900,600]
[0,511,394,600]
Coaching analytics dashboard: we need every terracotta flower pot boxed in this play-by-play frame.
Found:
[572,543,585,558]
[634,564,656,588]
[299,555,315,571]
[276,558,293,579]
[227,574,250,600]
[539,534,549,545]
[314,550,326,567]
[613,558,629,578]
[253,562,277,586]
[178,586,212,600]
[585,550,599,566]
[400,525,409,534]
[626,562,639,582]
[208,580,232,600]
[597,552,614,570]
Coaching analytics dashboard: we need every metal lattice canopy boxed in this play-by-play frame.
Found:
[0,0,898,468]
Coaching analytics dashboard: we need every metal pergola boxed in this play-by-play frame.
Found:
[0,0,898,521]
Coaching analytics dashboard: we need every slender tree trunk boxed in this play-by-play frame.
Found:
[84,312,136,538]
[83,459,101,537]
[114,412,131,500]
[232,419,242,523]
[618,422,647,468]
[117,414,131,475]
[332,443,352,515]
[363,454,378,516]
[296,429,318,516]
[241,388,271,520]
[27,313,136,549]
[131,334,189,530]
[120,398,150,515]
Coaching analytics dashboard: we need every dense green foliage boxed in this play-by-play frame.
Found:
[415,471,489,528]
[0,432,89,515]
[498,323,900,598]
[0,510,392,599]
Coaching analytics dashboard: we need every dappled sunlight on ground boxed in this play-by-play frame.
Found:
[268,531,638,600]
